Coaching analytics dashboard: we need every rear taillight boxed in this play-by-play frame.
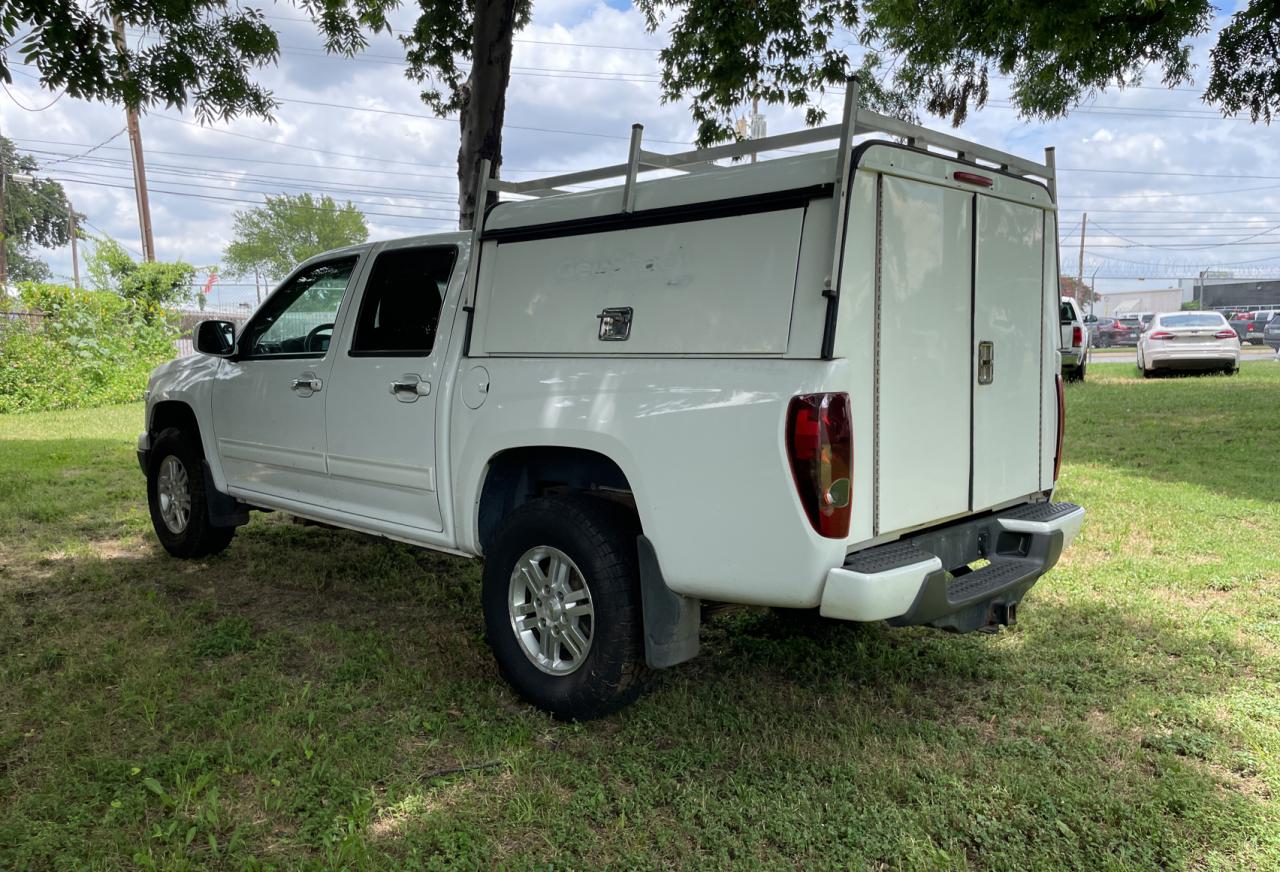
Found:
[1054,374,1065,483]
[1215,329,1238,339]
[1148,331,1174,340]
[786,393,852,538]
[1072,325,1083,346]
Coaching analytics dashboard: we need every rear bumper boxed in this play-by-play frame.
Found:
[1060,348,1084,367]
[1146,346,1239,369]
[819,502,1084,632]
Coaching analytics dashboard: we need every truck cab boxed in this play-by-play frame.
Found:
[139,88,1083,719]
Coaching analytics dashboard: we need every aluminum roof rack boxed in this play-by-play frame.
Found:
[486,80,1057,206]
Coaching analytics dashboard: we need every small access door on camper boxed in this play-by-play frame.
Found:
[855,144,1056,538]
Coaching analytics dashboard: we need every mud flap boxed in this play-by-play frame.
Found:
[637,535,699,668]
[203,461,250,529]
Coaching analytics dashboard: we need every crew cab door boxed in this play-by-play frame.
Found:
[321,243,459,533]
[211,256,360,507]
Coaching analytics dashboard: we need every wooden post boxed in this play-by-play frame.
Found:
[1076,212,1088,295]
[113,17,156,262]
[69,205,80,288]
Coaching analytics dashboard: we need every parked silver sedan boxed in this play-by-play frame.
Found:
[1136,311,1241,378]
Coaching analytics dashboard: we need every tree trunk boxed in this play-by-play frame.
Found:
[458,0,518,230]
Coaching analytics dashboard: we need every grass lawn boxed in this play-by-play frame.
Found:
[2,362,1278,870]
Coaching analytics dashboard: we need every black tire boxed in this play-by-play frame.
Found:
[482,494,650,720]
[1225,365,1239,376]
[146,427,235,558]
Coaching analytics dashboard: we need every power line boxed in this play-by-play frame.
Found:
[3,81,65,111]
[36,129,129,166]
[47,174,457,223]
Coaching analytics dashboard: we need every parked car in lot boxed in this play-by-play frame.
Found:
[1228,310,1279,344]
[136,103,1083,718]
[1264,314,1280,351]
[1137,311,1240,377]
[1059,297,1090,381]
[1093,317,1139,347]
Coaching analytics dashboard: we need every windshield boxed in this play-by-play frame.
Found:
[1160,313,1226,328]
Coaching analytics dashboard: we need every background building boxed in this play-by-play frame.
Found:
[1096,288,1183,316]
[1176,277,1280,309]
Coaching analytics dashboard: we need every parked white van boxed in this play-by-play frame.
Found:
[138,88,1084,719]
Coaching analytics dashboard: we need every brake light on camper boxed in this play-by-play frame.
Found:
[953,171,994,188]
[786,393,852,538]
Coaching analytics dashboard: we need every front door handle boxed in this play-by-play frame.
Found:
[977,341,994,385]
[390,374,431,403]
[290,374,323,396]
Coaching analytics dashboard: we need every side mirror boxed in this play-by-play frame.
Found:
[1083,314,1097,323]
[194,320,236,356]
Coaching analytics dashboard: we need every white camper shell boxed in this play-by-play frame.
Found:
[140,85,1084,719]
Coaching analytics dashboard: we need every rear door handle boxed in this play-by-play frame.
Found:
[977,341,994,385]
[390,374,431,402]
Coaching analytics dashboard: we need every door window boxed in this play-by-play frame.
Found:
[240,257,358,358]
[350,246,458,355]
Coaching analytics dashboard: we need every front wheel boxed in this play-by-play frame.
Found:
[147,427,235,558]
[482,495,650,720]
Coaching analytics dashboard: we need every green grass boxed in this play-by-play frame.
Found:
[2,364,1279,870]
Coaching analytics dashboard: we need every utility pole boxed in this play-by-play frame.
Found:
[0,116,8,288]
[1076,212,1088,297]
[113,17,156,262]
[68,205,81,289]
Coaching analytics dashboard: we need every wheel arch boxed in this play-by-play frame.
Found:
[148,400,200,441]
[475,445,637,555]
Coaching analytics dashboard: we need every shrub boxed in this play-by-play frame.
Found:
[0,283,176,414]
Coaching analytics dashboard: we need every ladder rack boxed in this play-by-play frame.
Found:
[487,80,1057,205]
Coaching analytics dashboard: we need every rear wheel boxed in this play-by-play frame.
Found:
[482,494,650,720]
[147,427,235,558]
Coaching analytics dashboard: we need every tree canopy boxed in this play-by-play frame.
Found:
[86,237,197,315]
[223,193,368,281]
[1,136,77,283]
[2,2,1278,226]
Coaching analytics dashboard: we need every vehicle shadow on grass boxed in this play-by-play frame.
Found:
[5,521,1276,868]
[613,598,1277,866]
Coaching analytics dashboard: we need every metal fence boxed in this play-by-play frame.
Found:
[1,307,257,360]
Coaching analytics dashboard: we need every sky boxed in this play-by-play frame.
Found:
[3,0,1279,308]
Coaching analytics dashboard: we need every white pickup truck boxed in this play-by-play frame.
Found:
[139,90,1083,719]
[1060,296,1090,381]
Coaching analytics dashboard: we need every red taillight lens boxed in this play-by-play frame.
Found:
[1148,331,1175,340]
[1215,329,1238,339]
[786,393,852,538]
[1072,325,1083,346]
[1054,374,1065,483]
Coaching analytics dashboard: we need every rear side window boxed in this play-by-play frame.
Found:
[1160,313,1226,328]
[350,246,457,355]
[1059,302,1076,323]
